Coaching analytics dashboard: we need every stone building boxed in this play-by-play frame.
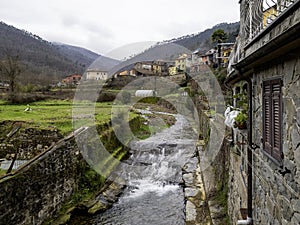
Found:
[85,69,109,81]
[226,0,300,224]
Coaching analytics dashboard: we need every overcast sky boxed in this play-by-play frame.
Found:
[0,0,239,56]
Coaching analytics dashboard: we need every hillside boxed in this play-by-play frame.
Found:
[53,43,100,69]
[159,22,239,52]
[0,21,239,85]
[0,21,99,84]
[110,22,240,75]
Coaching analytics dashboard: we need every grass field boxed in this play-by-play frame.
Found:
[0,100,134,135]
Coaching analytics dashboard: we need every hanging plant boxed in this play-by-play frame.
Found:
[234,111,248,129]
[233,87,248,129]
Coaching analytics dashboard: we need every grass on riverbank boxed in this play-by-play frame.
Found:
[0,100,139,135]
[0,168,7,177]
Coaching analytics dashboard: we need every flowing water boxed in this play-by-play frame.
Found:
[74,114,197,225]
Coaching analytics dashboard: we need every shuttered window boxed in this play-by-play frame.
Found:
[262,78,283,163]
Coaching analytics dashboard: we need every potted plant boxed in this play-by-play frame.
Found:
[234,111,248,129]
[233,87,248,129]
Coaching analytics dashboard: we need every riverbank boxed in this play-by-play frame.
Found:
[64,108,209,225]
[44,102,177,225]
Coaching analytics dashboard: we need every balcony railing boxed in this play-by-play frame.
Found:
[242,0,296,44]
[227,0,298,75]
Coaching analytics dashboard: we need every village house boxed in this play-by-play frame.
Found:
[133,60,170,76]
[114,64,137,77]
[85,69,108,81]
[190,49,203,73]
[175,53,191,73]
[219,43,234,67]
[226,0,300,224]
[62,74,81,86]
[152,60,169,76]
[168,65,177,76]
[200,49,216,66]
[134,61,154,76]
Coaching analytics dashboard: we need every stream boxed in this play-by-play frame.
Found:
[72,114,198,225]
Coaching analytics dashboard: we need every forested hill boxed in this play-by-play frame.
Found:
[0,21,239,84]
[0,21,99,84]
[160,22,240,53]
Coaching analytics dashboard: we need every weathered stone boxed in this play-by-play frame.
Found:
[292,199,300,213]
[186,201,197,222]
[88,200,107,215]
[283,141,290,157]
[291,213,300,225]
[183,173,194,186]
[184,187,199,198]
[295,147,300,169]
[297,107,300,126]
[266,195,275,216]
[273,219,280,225]
[52,213,71,225]
[183,157,198,173]
[281,218,290,225]
[280,196,293,221]
[291,126,300,150]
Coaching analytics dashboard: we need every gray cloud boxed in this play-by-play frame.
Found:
[0,0,239,54]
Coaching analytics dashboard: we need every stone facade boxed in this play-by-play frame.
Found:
[251,53,300,225]
[229,50,300,225]
[228,130,248,223]
[227,1,300,224]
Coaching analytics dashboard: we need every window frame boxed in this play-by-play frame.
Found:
[262,77,283,165]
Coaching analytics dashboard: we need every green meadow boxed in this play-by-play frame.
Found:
[0,100,128,135]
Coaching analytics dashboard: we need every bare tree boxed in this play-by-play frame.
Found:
[0,51,21,102]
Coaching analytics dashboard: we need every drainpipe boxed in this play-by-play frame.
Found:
[237,78,253,225]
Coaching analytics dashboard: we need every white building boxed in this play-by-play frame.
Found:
[85,69,108,80]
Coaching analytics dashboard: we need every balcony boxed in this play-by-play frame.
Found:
[227,0,300,76]
[243,0,296,44]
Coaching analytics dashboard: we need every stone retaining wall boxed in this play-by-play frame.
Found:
[0,122,62,160]
[0,130,83,225]
[0,116,145,225]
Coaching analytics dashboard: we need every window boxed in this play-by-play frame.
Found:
[262,78,283,163]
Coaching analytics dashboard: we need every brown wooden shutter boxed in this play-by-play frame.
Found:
[263,78,282,163]
[271,79,282,162]
[263,81,272,155]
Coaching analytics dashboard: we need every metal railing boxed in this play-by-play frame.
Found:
[242,0,296,44]
[227,0,297,75]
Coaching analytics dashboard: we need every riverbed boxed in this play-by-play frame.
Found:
[70,114,198,225]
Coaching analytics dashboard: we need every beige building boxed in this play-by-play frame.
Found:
[175,54,191,72]
[85,69,108,81]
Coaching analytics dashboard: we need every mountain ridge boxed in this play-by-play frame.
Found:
[0,21,239,84]
[0,21,100,84]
